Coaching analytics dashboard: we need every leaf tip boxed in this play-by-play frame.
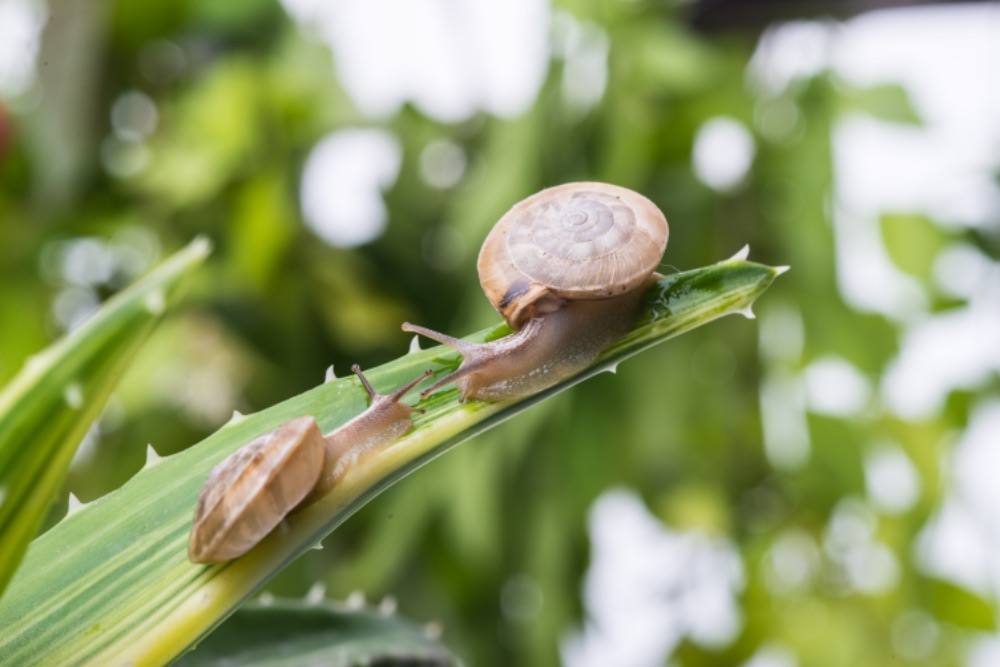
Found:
[773,264,791,276]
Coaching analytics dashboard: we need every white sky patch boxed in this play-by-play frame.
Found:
[882,243,1000,420]
[832,4,1000,181]
[300,129,402,248]
[916,496,993,595]
[951,402,1000,543]
[759,371,810,471]
[824,498,900,595]
[0,0,46,99]
[803,355,872,417]
[747,21,834,96]
[752,10,1000,618]
[111,90,158,142]
[552,10,609,114]
[891,609,940,662]
[741,643,799,667]
[882,299,1000,420]
[864,442,920,515]
[692,117,756,192]
[824,6,1000,327]
[764,528,820,596]
[419,139,466,190]
[751,5,1000,326]
[829,192,927,322]
[280,0,549,123]
[758,305,810,470]
[561,488,743,667]
[971,637,1000,667]
[834,114,1000,230]
[933,243,997,301]
[917,401,1000,602]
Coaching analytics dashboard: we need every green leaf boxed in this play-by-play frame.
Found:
[840,83,922,125]
[0,238,211,600]
[175,598,459,667]
[880,212,950,281]
[924,577,997,631]
[0,251,783,666]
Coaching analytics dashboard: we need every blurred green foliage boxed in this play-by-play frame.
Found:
[0,0,996,666]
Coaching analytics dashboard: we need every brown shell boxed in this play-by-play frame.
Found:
[477,182,668,328]
[188,416,325,564]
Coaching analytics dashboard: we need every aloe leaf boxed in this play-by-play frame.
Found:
[0,238,211,600]
[0,251,783,666]
[174,598,459,667]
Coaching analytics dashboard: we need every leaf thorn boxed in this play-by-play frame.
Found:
[424,621,444,640]
[67,492,86,517]
[378,596,398,616]
[728,244,750,262]
[305,582,326,605]
[144,443,163,467]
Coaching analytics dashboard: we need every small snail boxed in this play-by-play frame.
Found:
[188,365,431,564]
[403,182,668,402]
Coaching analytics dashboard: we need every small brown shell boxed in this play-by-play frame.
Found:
[477,182,668,328]
[188,416,325,564]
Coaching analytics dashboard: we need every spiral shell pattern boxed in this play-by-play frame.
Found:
[478,182,668,327]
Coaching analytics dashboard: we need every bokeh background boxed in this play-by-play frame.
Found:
[2,1,999,665]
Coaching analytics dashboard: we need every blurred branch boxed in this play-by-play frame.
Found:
[27,0,107,210]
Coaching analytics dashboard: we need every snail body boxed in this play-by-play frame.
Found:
[404,182,668,402]
[188,366,431,564]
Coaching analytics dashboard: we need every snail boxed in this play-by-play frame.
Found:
[403,182,668,402]
[188,365,432,564]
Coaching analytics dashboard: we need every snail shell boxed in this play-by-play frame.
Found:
[478,182,668,328]
[188,416,324,564]
[403,182,669,402]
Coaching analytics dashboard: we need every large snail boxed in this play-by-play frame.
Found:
[188,366,431,564]
[404,182,668,402]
